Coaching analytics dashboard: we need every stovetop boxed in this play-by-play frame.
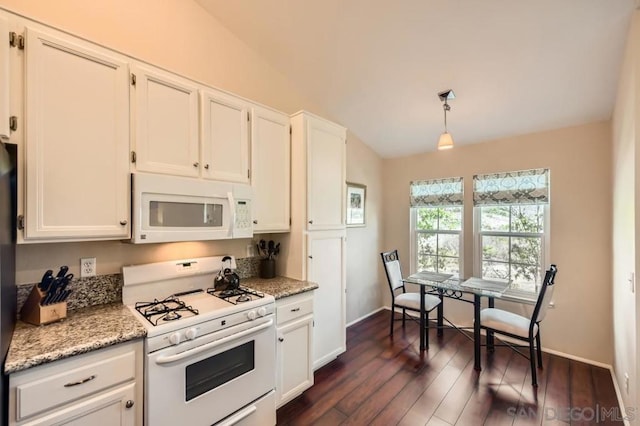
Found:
[122,256,277,339]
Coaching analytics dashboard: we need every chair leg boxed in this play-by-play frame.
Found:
[390,306,394,336]
[437,296,444,337]
[402,308,406,328]
[486,329,495,352]
[529,339,538,387]
[536,332,543,368]
[425,312,429,348]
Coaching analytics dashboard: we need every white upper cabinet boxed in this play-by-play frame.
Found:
[250,104,290,233]
[200,88,250,183]
[0,14,9,140]
[292,112,346,231]
[131,64,199,177]
[23,25,130,241]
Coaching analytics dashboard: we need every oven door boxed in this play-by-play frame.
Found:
[146,317,275,426]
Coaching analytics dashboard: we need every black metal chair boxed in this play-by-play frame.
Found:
[479,264,558,386]
[380,250,442,346]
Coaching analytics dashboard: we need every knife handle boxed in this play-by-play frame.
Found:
[56,265,69,278]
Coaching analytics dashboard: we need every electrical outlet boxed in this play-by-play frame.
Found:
[625,372,629,394]
[80,257,96,278]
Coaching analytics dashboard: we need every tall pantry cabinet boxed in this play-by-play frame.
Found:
[285,111,347,370]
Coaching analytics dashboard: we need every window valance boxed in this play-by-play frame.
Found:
[410,177,463,207]
[473,168,549,206]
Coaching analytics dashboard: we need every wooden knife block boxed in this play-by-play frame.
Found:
[20,285,67,325]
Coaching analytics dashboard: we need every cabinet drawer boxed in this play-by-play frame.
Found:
[15,350,135,420]
[277,294,313,325]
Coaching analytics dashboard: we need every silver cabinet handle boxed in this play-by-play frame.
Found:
[193,162,199,168]
[125,400,134,409]
[64,375,96,387]
[119,220,128,226]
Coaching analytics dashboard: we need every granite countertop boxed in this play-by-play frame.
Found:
[243,276,318,299]
[4,303,146,375]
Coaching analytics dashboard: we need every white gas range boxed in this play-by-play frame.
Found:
[122,256,276,426]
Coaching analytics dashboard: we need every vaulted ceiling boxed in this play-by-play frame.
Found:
[196,0,636,158]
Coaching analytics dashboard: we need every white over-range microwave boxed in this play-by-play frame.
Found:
[131,172,252,244]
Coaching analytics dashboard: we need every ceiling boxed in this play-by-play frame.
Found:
[196,0,636,158]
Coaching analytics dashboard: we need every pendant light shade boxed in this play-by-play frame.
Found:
[437,131,454,150]
[437,89,455,151]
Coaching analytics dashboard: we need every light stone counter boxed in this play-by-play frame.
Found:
[242,276,318,299]
[4,303,146,374]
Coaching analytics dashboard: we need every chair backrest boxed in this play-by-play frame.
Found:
[380,250,405,293]
[532,264,558,324]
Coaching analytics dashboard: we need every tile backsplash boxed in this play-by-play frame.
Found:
[16,256,262,316]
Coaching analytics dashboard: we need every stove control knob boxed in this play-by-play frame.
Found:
[185,328,198,340]
[257,307,267,317]
[246,310,257,321]
[169,332,182,346]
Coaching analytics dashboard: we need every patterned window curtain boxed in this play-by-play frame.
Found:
[410,177,463,207]
[473,168,549,206]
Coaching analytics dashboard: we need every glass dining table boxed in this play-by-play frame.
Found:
[403,272,538,371]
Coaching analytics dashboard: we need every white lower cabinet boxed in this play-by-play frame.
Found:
[275,292,314,408]
[9,341,142,426]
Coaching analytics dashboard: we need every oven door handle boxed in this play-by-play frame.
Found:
[155,319,274,365]
[217,404,257,426]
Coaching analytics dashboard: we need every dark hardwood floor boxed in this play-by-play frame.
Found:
[277,310,623,425]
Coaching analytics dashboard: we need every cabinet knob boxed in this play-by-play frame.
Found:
[278,337,284,342]
[253,220,258,224]
[193,162,199,168]
[308,255,313,259]
[125,400,134,409]
[308,220,313,224]
[204,164,209,170]
[119,220,128,226]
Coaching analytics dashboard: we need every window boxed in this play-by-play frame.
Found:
[473,169,550,292]
[410,177,463,276]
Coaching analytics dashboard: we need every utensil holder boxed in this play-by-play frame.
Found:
[259,258,276,279]
[20,285,67,325]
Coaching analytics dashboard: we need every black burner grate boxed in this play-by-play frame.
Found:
[135,295,199,326]
[206,286,265,305]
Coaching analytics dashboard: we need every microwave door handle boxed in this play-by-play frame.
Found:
[227,191,236,238]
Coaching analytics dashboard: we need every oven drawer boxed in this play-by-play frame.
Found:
[14,345,136,420]
[215,390,275,426]
[276,293,313,325]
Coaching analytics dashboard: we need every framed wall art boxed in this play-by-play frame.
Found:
[346,182,366,226]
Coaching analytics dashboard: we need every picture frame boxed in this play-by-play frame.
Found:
[346,182,366,226]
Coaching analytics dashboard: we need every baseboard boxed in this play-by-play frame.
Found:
[608,367,632,426]
[381,307,614,370]
[346,306,385,327]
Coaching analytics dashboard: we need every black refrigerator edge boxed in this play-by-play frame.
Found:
[0,141,16,425]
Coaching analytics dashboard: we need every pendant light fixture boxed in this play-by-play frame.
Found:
[437,89,455,150]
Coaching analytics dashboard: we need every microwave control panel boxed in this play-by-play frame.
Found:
[235,200,252,236]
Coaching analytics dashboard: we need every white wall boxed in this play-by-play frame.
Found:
[612,10,639,419]
[383,121,614,365]
[345,135,384,324]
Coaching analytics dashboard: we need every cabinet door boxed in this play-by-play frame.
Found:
[131,64,199,177]
[200,88,249,183]
[20,383,136,426]
[251,105,290,232]
[24,27,130,241]
[307,231,346,369]
[306,116,346,230]
[276,314,313,407]
[0,14,9,139]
